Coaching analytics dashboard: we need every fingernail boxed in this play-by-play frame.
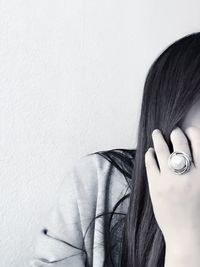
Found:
[175,126,181,130]
[152,129,161,135]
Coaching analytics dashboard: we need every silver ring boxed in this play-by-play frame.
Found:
[168,151,192,175]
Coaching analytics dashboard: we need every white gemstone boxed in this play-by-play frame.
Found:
[171,155,185,169]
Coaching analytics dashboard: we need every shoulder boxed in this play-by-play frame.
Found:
[71,147,136,184]
[30,148,136,266]
[91,147,136,180]
[62,148,136,215]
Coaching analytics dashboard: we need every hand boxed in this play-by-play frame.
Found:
[145,126,200,250]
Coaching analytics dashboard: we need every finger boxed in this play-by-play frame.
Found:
[170,127,194,168]
[145,147,160,194]
[145,147,160,175]
[170,127,192,155]
[184,126,200,168]
[152,129,171,172]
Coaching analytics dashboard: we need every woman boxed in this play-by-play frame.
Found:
[30,32,200,267]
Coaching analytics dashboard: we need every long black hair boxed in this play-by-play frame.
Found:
[42,32,200,266]
[120,31,200,266]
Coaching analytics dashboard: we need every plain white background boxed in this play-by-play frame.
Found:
[1,1,200,266]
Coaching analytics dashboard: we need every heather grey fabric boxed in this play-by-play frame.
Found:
[30,149,135,266]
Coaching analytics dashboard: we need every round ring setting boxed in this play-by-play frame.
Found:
[168,151,192,175]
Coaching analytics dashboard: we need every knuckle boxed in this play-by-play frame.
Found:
[170,128,189,146]
[170,128,180,139]
[156,143,166,153]
[176,138,188,147]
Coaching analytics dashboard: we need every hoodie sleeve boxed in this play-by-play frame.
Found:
[30,151,130,267]
[30,153,99,267]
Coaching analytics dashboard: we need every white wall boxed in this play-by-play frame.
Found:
[1,1,200,266]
